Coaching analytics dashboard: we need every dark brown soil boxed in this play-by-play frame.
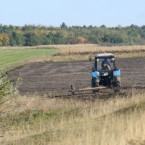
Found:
[8,57,145,95]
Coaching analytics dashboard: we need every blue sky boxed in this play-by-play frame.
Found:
[0,0,145,27]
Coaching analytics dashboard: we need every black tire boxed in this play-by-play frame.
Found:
[91,77,96,87]
[113,80,121,93]
[115,80,121,87]
[113,76,121,87]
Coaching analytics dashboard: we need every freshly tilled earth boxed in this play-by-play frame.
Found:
[8,57,145,95]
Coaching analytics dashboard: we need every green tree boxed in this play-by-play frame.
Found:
[60,22,67,28]
[88,36,99,44]
[10,32,24,46]
[24,32,40,46]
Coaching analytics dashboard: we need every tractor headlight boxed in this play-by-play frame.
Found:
[102,72,108,76]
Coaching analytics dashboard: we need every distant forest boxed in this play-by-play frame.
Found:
[0,23,145,46]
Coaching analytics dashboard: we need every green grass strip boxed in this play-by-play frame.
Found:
[0,48,57,68]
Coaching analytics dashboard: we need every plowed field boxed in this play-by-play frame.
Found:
[8,57,145,95]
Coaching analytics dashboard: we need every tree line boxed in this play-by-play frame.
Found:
[0,23,145,46]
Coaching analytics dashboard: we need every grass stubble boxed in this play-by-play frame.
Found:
[0,91,145,145]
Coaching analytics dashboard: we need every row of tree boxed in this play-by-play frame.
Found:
[0,23,145,46]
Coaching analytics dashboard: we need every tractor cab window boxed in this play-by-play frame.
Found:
[96,58,115,71]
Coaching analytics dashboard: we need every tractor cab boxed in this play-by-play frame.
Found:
[95,53,116,72]
[92,53,121,88]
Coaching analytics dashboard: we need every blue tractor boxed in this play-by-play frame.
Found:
[70,53,121,95]
[91,53,121,88]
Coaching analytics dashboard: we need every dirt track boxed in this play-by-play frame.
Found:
[8,57,145,95]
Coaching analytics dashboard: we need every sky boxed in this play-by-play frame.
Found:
[0,0,145,27]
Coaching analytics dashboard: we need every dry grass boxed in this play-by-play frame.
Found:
[2,44,145,54]
[31,51,145,63]
[47,44,145,54]
[1,92,145,145]
[27,44,145,62]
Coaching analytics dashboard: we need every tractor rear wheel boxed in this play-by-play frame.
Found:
[113,76,121,87]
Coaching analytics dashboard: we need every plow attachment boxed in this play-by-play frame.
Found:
[69,85,108,95]
[66,85,145,99]
[51,85,145,100]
